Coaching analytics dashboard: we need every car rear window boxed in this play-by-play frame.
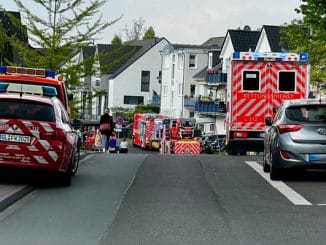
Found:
[0,101,55,122]
[285,105,326,122]
[0,81,58,97]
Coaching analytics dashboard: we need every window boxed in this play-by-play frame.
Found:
[190,85,196,97]
[178,83,183,96]
[208,53,213,69]
[279,71,295,91]
[163,86,168,96]
[243,70,260,91]
[210,123,215,131]
[141,71,150,92]
[189,54,197,68]
[178,54,184,69]
[0,101,55,122]
[124,96,144,105]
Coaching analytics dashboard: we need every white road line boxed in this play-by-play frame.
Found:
[245,161,312,206]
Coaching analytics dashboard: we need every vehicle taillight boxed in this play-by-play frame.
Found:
[234,132,248,138]
[40,131,55,140]
[277,124,303,134]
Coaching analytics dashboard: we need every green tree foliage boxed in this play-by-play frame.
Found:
[111,34,122,44]
[134,104,160,114]
[143,26,155,40]
[280,0,325,85]
[1,0,119,79]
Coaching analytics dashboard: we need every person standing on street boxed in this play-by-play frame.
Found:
[99,108,114,152]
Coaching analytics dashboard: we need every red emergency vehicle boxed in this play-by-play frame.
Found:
[160,118,202,154]
[0,66,71,112]
[225,51,310,155]
[132,113,164,150]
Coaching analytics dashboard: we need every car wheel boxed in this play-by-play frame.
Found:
[70,146,80,176]
[270,150,281,180]
[263,153,270,172]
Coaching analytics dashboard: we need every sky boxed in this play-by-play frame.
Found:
[1,0,302,45]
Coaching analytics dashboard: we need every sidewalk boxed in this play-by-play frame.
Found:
[0,151,91,212]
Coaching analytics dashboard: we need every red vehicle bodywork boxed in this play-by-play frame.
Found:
[0,94,79,175]
[84,130,96,150]
[160,118,202,154]
[132,113,164,150]
[225,52,309,154]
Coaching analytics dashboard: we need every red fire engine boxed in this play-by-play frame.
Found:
[160,118,202,154]
[132,113,164,150]
[225,51,310,155]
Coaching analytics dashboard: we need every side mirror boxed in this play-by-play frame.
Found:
[265,116,272,126]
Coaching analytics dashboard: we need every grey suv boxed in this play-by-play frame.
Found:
[263,99,326,180]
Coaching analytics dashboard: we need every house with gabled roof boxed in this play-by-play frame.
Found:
[219,29,260,73]
[255,25,282,52]
[86,38,169,119]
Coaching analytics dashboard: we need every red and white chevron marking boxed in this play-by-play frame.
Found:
[230,61,308,132]
[0,119,63,165]
[174,140,201,154]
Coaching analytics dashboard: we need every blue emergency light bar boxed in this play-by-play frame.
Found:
[232,52,309,62]
[0,66,56,78]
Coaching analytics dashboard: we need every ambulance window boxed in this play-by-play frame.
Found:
[243,71,260,91]
[279,71,295,91]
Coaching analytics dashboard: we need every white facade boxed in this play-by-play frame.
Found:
[255,28,272,52]
[106,39,169,110]
[160,44,209,118]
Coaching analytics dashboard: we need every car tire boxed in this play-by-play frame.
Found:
[59,172,72,186]
[270,151,281,180]
[70,146,80,176]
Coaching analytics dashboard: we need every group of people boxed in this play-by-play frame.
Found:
[94,108,128,153]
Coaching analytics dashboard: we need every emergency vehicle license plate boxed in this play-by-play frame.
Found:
[0,134,31,144]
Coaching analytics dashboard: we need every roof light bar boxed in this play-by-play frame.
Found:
[232,52,309,62]
[0,66,56,78]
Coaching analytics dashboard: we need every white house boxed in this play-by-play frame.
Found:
[160,44,211,118]
[79,38,169,119]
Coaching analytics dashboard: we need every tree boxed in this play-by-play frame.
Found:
[143,26,155,40]
[280,0,325,85]
[0,0,120,80]
[122,17,145,41]
[111,34,122,45]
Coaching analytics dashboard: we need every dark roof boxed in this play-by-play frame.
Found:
[98,38,169,78]
[172,44,212,50]
[82,46,96,59]
[262,25,282,52]
[201,36,225,49]
[225,30,260,52]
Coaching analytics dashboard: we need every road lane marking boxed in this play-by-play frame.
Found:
[245,161,312,206]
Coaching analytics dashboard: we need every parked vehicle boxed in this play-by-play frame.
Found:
[0,94,80,186]
[202,134,226,154]
[225,52,310,155]
[263,99,326,180]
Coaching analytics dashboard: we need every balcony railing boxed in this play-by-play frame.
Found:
[195,101,226,113]
[206,72,227,85]
[184,97,196,106]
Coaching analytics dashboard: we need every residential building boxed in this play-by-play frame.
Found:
[77,38,169,120]
[160,43,211,118]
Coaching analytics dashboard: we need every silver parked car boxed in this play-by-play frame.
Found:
[263,99,326,180]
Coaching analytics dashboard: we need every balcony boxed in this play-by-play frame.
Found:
[206,71,227,85]
[152,95,160,106]
[195,101,226,114]
[184,96,196,107]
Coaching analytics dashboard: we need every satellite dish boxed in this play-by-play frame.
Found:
[244,25,251,31]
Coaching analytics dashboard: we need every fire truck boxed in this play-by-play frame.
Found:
[160,118,202,154]
[225,51,310,155]
[132,113,164,150]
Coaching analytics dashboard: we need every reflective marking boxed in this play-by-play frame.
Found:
[245,161,312,206]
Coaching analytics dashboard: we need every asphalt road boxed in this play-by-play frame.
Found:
[1,151,326,245]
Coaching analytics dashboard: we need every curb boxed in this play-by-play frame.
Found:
[0,151,91,212]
